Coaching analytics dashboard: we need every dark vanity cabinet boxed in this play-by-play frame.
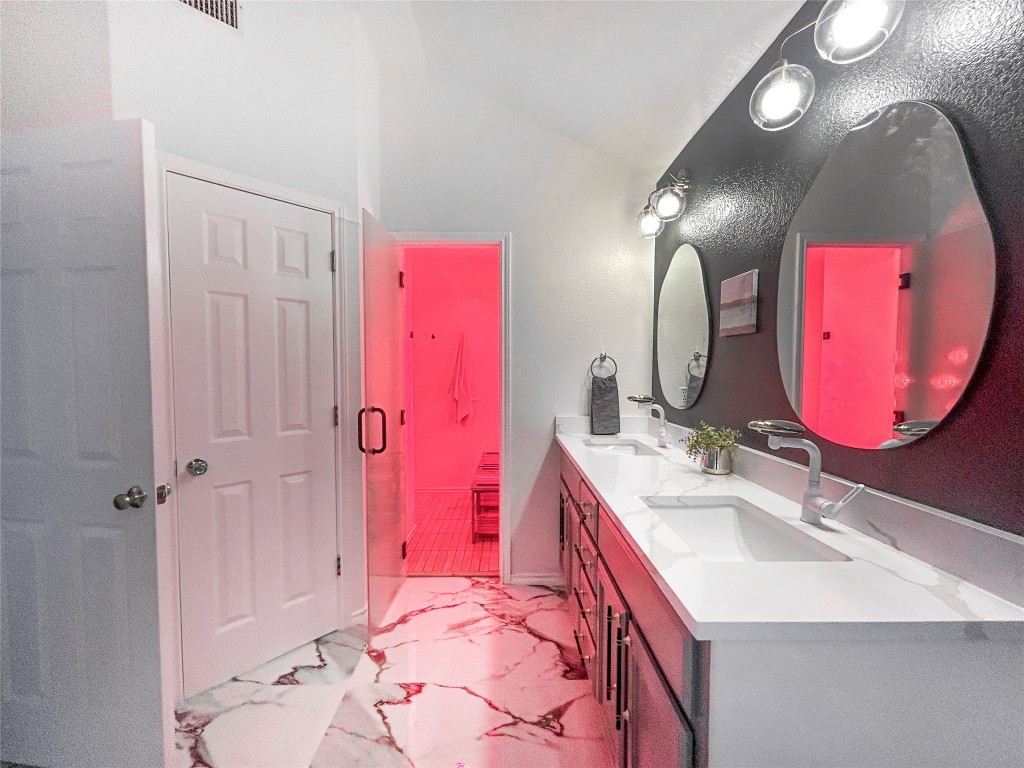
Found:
[560,450,702,768]
[624,626,694,768]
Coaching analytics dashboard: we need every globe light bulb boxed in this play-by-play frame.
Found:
[760,78,802,121]
[832,0,889,49]
[749,62,815,131]
[635,205,664,238]
[814,0,905,64]
[651,187,685,221]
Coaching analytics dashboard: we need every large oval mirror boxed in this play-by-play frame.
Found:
[657,244,710,409]
[778,101,995,449]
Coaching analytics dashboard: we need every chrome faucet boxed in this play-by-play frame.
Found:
[628,395,670,448]
[747,420,865,525]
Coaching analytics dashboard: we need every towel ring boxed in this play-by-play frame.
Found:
[590,354,617,377]
[687,351,706,376]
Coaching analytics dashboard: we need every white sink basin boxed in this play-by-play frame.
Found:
[583,438,663,457]
[641,495,850,563]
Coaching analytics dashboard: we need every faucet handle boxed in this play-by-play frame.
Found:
[822,484,865,519]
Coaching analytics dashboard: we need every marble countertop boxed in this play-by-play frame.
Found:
[556,430,1024,642]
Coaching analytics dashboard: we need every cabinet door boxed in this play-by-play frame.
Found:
[625,627,694,768]
[598,562,629,767]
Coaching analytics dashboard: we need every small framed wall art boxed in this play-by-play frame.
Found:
[720,269,758,336]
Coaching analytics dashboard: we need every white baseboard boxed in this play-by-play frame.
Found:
[506,573,565,588]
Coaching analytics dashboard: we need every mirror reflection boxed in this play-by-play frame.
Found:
[657,244,710,409]
[778,101,995,449]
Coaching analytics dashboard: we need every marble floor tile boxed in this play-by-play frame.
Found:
[181,683,347,768]
[349,577,585,687]
[233,624,368,686]
[311,679,611,768]
[175,625,367,768]
[176,578,611,768]
[314,577,612,768]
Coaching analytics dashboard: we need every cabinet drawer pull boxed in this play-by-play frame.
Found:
[573,587,593,616]
[604,607,613,700]
[614,626,625,728]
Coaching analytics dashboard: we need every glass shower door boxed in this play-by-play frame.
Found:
[360,211,407,630]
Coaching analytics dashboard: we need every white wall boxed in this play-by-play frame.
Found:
[106,0,379,216]
[0,1,113,131]
[379,69,654,581]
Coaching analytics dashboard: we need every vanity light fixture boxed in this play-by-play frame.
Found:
[814,0,905,63]
[749,0,904,131]
[749,60,816,131]
[650,172,690,222]
[635,204,664,238]
[635,172,690,238]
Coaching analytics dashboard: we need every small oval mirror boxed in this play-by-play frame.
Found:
[778,101,995,449]
[657,244,710,409]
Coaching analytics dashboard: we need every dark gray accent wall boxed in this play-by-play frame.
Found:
[653,0,1024,535]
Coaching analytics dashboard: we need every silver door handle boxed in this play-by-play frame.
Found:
[186,458,209,476]
[113,485,147,510]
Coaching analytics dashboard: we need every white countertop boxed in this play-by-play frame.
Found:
[556,430,1024,642]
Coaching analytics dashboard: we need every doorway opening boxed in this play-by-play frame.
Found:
[401,242,502,576]
[801,242,910,449]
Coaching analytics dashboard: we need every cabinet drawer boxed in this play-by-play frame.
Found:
[573,522,598,595]
[577,481,600,544]
[572,556,599,646]
[574,616,597,677]
[598,508,706,727]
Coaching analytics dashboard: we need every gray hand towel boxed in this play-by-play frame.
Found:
[591,374,620,435]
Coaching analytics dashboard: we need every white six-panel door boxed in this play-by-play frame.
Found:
[0,121,164,767]
[166,173,338,696]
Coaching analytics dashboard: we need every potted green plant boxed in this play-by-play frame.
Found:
[682,422,742,475]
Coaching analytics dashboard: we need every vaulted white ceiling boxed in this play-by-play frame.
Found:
[354,0,803,179]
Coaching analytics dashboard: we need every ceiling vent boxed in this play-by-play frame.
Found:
[180,0,239,29]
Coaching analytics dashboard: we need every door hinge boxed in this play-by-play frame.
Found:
[336,555,341,576]
[334,406,339,426]
[330,250,337,272]
[400,409,406,425]
[399,270,405,288]
[402,541,408,560]
[898,272,911,289]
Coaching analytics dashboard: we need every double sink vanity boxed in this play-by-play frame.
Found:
[556,422,1024,768]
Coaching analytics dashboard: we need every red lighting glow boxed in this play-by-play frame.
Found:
[947,346,969,365]
[930,373,961,390]
[801,243,904,449]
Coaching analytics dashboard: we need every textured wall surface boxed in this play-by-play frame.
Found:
[653,0,1024,535]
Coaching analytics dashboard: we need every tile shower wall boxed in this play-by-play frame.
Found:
[654,0,1024,535]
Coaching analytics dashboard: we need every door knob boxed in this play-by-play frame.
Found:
[113,485,148,510]
[186,458,209,476]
